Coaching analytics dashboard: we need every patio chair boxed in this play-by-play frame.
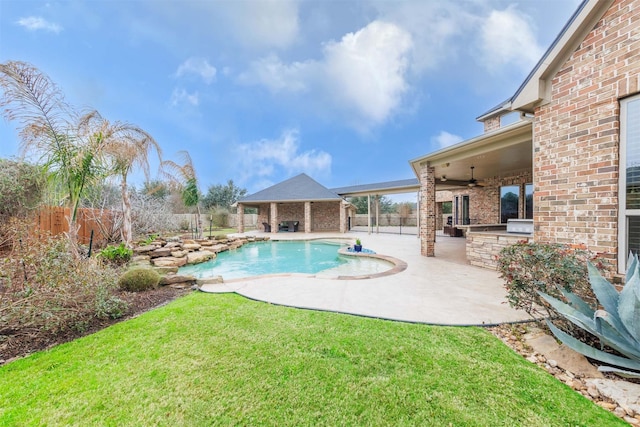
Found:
[262,222,271,232]
[278,222,289,232]
[288,221,299,232]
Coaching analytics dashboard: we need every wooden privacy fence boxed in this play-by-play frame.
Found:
[36,206,113,245]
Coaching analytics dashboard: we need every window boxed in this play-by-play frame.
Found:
[453,195,470,224]
[500,185,519,223]
[462,195,470,224]
[619,95,640,272]
[525,184,534,219]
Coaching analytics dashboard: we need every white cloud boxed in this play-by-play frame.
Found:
[238,54,312,93]
[479,6,543,72]
[176,57,217,84]
[371,1,469,73]
[235,129,331,184]
[223,0,299,49]
[432,131,463,149]
[322,20,413,126]
[239,20,412,130]
[16,16,63,33]
[170,88,199,106]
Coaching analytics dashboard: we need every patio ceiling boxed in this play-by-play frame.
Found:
[410,119,533,188]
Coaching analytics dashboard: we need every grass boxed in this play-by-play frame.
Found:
[0,293,625,426]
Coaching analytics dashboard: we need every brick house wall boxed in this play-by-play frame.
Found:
[443,170,532,225]
[255,201,341,232]
[533,0,640,271]
[483,116,501,133]
[257,204,269,231]
[276,203,305,229]
[311,202,340,231]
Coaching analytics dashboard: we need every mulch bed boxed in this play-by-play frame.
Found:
[0,286,191,365]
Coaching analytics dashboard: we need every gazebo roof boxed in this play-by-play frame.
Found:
[238,173,343,204]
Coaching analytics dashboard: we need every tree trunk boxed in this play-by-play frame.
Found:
[65,215,81,259]
[121,178,133,247]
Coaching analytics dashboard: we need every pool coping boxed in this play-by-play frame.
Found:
[191,238,408,283]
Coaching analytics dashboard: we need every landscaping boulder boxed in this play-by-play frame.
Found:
[170,250,188,258]
[134,244,156,254]
[209,244,228,253]
[152,256,187,268]
[153,266,179,275]
[159,273,196,286]
[132,255,150,263]
[183,243,201,251]
[196,276,224,285]
[150,247,172,258]
[187,250,216,265]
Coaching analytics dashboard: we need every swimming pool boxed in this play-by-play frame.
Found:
[179,240,394,280]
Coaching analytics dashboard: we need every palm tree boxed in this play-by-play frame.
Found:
[161,151,202,238]
[0,61,108,256]
[77,111,161,247]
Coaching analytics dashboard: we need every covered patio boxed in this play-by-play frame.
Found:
[410,119,534,268]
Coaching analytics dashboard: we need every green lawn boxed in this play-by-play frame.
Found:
[0,293,624,426]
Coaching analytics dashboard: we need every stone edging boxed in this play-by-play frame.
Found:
[131,235,271,287]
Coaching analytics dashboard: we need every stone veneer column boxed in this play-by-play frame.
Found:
[270,202,278,234]
[304,201,312,233]
[237,204,245,233]
[339,201,347,233]
[419,163,436,256]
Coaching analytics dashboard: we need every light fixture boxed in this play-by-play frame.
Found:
[441,175,447,182]
[468,166,477,187]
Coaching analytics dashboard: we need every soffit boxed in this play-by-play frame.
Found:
[409,120,533,185]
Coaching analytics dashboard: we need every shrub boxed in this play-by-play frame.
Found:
[179,219,190,231]
[214,234,227,240]
[118,268,160,292]
[95,294,129,319]
[497,241,605,319]
[210,208,229,228]
[0,232,128,338]
[98,243,133,265]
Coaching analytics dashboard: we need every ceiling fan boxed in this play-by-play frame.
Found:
[468,166,483,187]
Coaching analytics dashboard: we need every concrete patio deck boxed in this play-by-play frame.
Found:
[199,231,532,326]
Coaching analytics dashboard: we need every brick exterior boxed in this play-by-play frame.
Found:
[445,170,532,225]
[483,116,501,133]
[418,163,436,256]
[305,201,312,233]
[311,202,341,231]
[252,201,343,232]
[270,202,278,233]
[256,204,270,231]
[534,0,640,272]
[237,203,245,233]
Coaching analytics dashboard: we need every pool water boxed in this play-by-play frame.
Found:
[179,240,392,280]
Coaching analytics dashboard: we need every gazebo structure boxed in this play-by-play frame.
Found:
[236,173,354,234]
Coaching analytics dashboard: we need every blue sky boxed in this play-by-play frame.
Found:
[0,0,580,201]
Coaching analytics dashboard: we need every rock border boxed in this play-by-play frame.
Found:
[490,323,640,425]
[131,235,271,288]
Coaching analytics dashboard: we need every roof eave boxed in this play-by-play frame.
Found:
[238,198,342,204]
[409,119,532,177]
[511,0,614,112]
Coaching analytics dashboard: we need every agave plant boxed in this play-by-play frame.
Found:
[539,254,640,378]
